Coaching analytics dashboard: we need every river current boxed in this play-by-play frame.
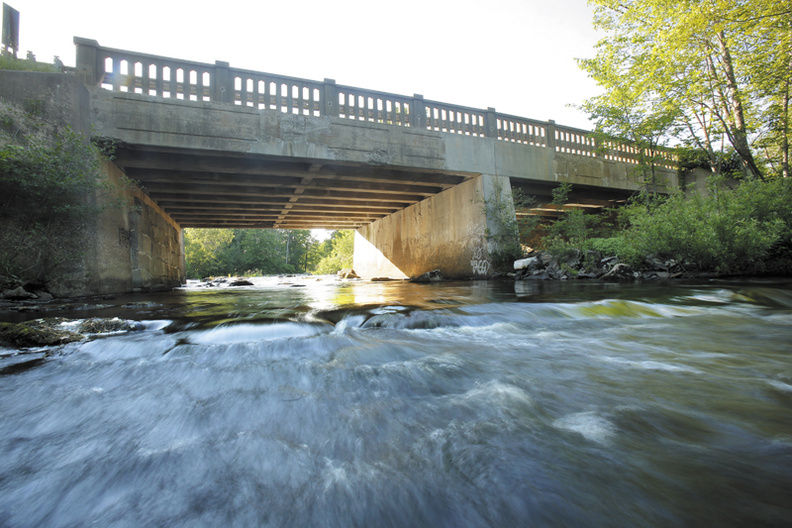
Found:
[1,277,791,527]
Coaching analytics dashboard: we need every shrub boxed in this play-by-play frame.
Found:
[0,106,120,288]
[614,178,791,273]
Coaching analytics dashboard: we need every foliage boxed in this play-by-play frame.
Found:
[0,55,59,73]
[551,182,572,209]
[606,178,792,272]
[183,228,321,279]
[588,236,645,266]
[511,188,541,242]
[579,0,792,179]
[312,230,354,275]
[541,208,602,260]
[0,103,117,288]
[534,182,607,260]
[184,228,235,278]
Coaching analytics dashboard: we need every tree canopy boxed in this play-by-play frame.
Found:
[183,228,354,279]
[579,0,792,179]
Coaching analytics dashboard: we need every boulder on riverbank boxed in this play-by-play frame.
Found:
[410,269,443,283]
[1,283,55,302]
[337,269,360,279]
[514,251,688,282]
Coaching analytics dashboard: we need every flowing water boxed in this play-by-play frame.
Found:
[1,277,791,527]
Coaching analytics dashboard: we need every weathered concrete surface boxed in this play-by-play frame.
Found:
[0,71,92,135]
[89,89,678,194]
[354,174,515,279]
[0,72,184,296]
[26,160,184,297]
[90,161,184,295]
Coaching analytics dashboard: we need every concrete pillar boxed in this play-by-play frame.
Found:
[485,107,498,138]
[85,161,185,295]
[353,174,516,279]
[546,119,557,151]
[214,61,232,103]
[73,37,102,86]
[323,78,339,117]
[411,94,426,130]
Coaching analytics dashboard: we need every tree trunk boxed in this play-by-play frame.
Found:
[716,31,765,180]
[783,54,791,178]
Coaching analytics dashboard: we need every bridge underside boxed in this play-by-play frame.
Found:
[113,144,639,232]
[112,145,473,230]
[509,180,636,220]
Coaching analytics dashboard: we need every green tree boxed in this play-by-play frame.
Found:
[184,228,323,278]
[183,228,234,278]
[312,230,354,274]
[612,177,792,272]
[283,230,317,272]
[579,0,792,179]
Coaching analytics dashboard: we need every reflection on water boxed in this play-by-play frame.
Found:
[1,277,791,527]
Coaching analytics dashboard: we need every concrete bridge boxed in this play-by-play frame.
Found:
[0,39,679,293]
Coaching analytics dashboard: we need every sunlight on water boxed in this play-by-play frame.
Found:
[0,277,791,527]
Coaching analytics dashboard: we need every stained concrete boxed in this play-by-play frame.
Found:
[0,71,184,296]
[354,174,516,279]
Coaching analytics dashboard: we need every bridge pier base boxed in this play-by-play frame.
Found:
[353,174,516,280]
[68,161,185,296]
[26,160,185,298]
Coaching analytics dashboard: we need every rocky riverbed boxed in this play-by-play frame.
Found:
[513,249,715,281]
[0,318,142,349]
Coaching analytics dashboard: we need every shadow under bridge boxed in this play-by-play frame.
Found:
[111,146,473,230]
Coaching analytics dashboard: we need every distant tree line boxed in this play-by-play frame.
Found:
[183,228,354,279]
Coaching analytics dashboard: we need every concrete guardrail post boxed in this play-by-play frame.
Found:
[214,61,231,103]
[323,79,338,117]
[411,94,426,129]
[485,107,498,138]
[73,37,102,86]
[547,119,557,151]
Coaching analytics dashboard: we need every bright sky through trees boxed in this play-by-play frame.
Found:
[6,0,601,130]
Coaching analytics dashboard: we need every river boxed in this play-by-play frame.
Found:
[1,277,791,527]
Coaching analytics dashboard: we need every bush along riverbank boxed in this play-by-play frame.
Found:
[510,177,792,281]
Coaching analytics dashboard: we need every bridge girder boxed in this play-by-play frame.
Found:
[111,145,473,230]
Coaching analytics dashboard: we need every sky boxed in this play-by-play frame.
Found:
[5,0,603,130]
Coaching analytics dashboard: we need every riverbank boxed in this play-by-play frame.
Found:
[512,250,710,282]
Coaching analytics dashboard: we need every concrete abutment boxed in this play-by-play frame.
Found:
[353,174,516,279]
[0,71,185,296]
[54,160,185,297]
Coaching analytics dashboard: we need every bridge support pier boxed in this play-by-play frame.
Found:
[71,161,185,296]
[353,174,516,280]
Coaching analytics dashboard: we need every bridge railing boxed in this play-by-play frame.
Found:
[74,38,675,170]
